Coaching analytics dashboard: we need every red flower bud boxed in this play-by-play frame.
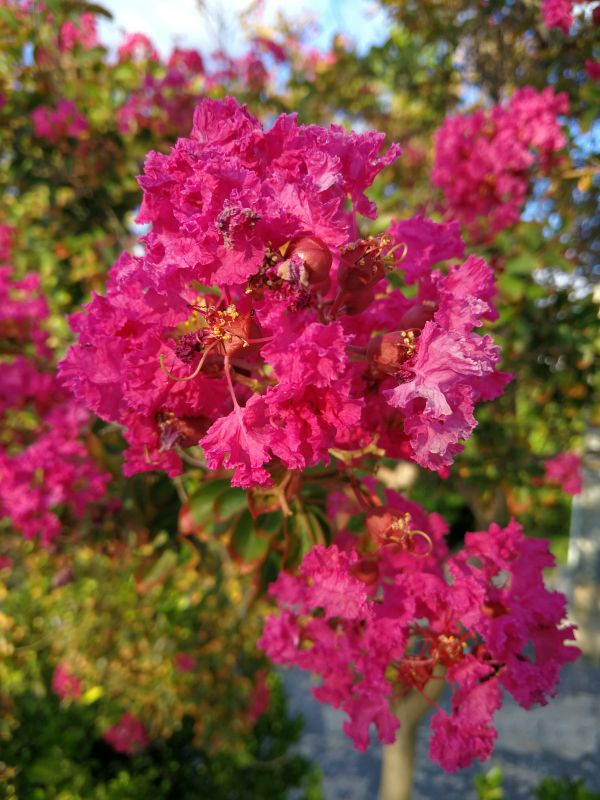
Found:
[337,234,394,294]
[331,287,374,317]
[218,309,263,357]
[287,235,333,287]
[397,303,435,331]
[482,600,509,619]
[367,331,417,375]
[365,508,398,543]
[350,558,379,585]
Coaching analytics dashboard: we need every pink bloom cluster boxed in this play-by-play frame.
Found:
[117,33,160,63]
[31,100,89,143]
[116,35,290,139]
[0,266,109,545]
[208,36,287,94]
[175,652,197,673]
[433,87,568,240]
[117,47,205,138]
[586,60,600,81]
[58,12,99,52]
[260,493,579,771]
[0,224,14,262]
[62,98,510,486]
[541,0,574,32]
[103,712,149,754]
[248,669,271,723]
[544,451,583,495]
[52,662,82,700]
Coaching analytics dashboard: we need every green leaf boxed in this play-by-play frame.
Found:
[498,273,525,302]
[254,511,283,537]
[213,487,248,522]
[506,254,534,276]
[137,549,178,592]
[188,480,230,526]
[230,511,270,563]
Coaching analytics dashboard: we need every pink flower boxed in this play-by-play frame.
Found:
[261,515,578,770]
[175,652,197,672]
[117,33,159,63]
[52,663,82,700]
[544,452,583,495]
[103,712,149,754]
[63,98,510,487]
[429,658,501,771]
[541,0,573,33]
[388,215,464,284]
[0,267,110,545]
[433,87,568,241]
[385,322,510,469]
[0,267,49,354]
[59,12,98,52]
[31,100,89,143]
[248,670,270,722]
[0,418,110,545]
[116,46,206,139]
[63,98,416,488]
[0,225,14,262]
[585,60,600,81]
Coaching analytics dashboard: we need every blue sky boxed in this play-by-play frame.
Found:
[99,0,390,58]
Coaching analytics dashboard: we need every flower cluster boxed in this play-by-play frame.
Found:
[62,97,509,487]
[544,451,583,495]
[117,47,205,139]
[433,87,568,240]
[52,662,82,700]
[260,491,579,771]
[58,11,99,52]
[103,712,149,755]
[0,225,14,262]
[117,33,160,63]
[31,100,89,143]
[541,0,574,32]
[116,34,288,140]
[0,265,109,545]
[208,36,288,94]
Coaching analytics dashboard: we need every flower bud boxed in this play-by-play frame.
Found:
[210,307,263,356]
[337,234,393,295]
[367,332,410,375]
[365,508,397,543]
[331,287,374,317]
[397,302,434,331]
[350,558,379,585]
[367,330,417,375]
[287,235,333,288]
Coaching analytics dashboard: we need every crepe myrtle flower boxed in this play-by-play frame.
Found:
[61,97,509,487]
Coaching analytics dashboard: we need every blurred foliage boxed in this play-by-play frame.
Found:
[0,675,322,800]
[0,531,269,748]
[0,533,321,797]
[0,0,287,326]
[475,768,600,800]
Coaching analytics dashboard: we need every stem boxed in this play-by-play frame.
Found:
[378,670,446,800]
[160,342,216,382]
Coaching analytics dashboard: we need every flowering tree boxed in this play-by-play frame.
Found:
[0,2,597,799]
[273,0,598,549]
[59,93,579,794]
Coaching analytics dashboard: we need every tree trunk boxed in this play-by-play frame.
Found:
[378,672,446,800]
